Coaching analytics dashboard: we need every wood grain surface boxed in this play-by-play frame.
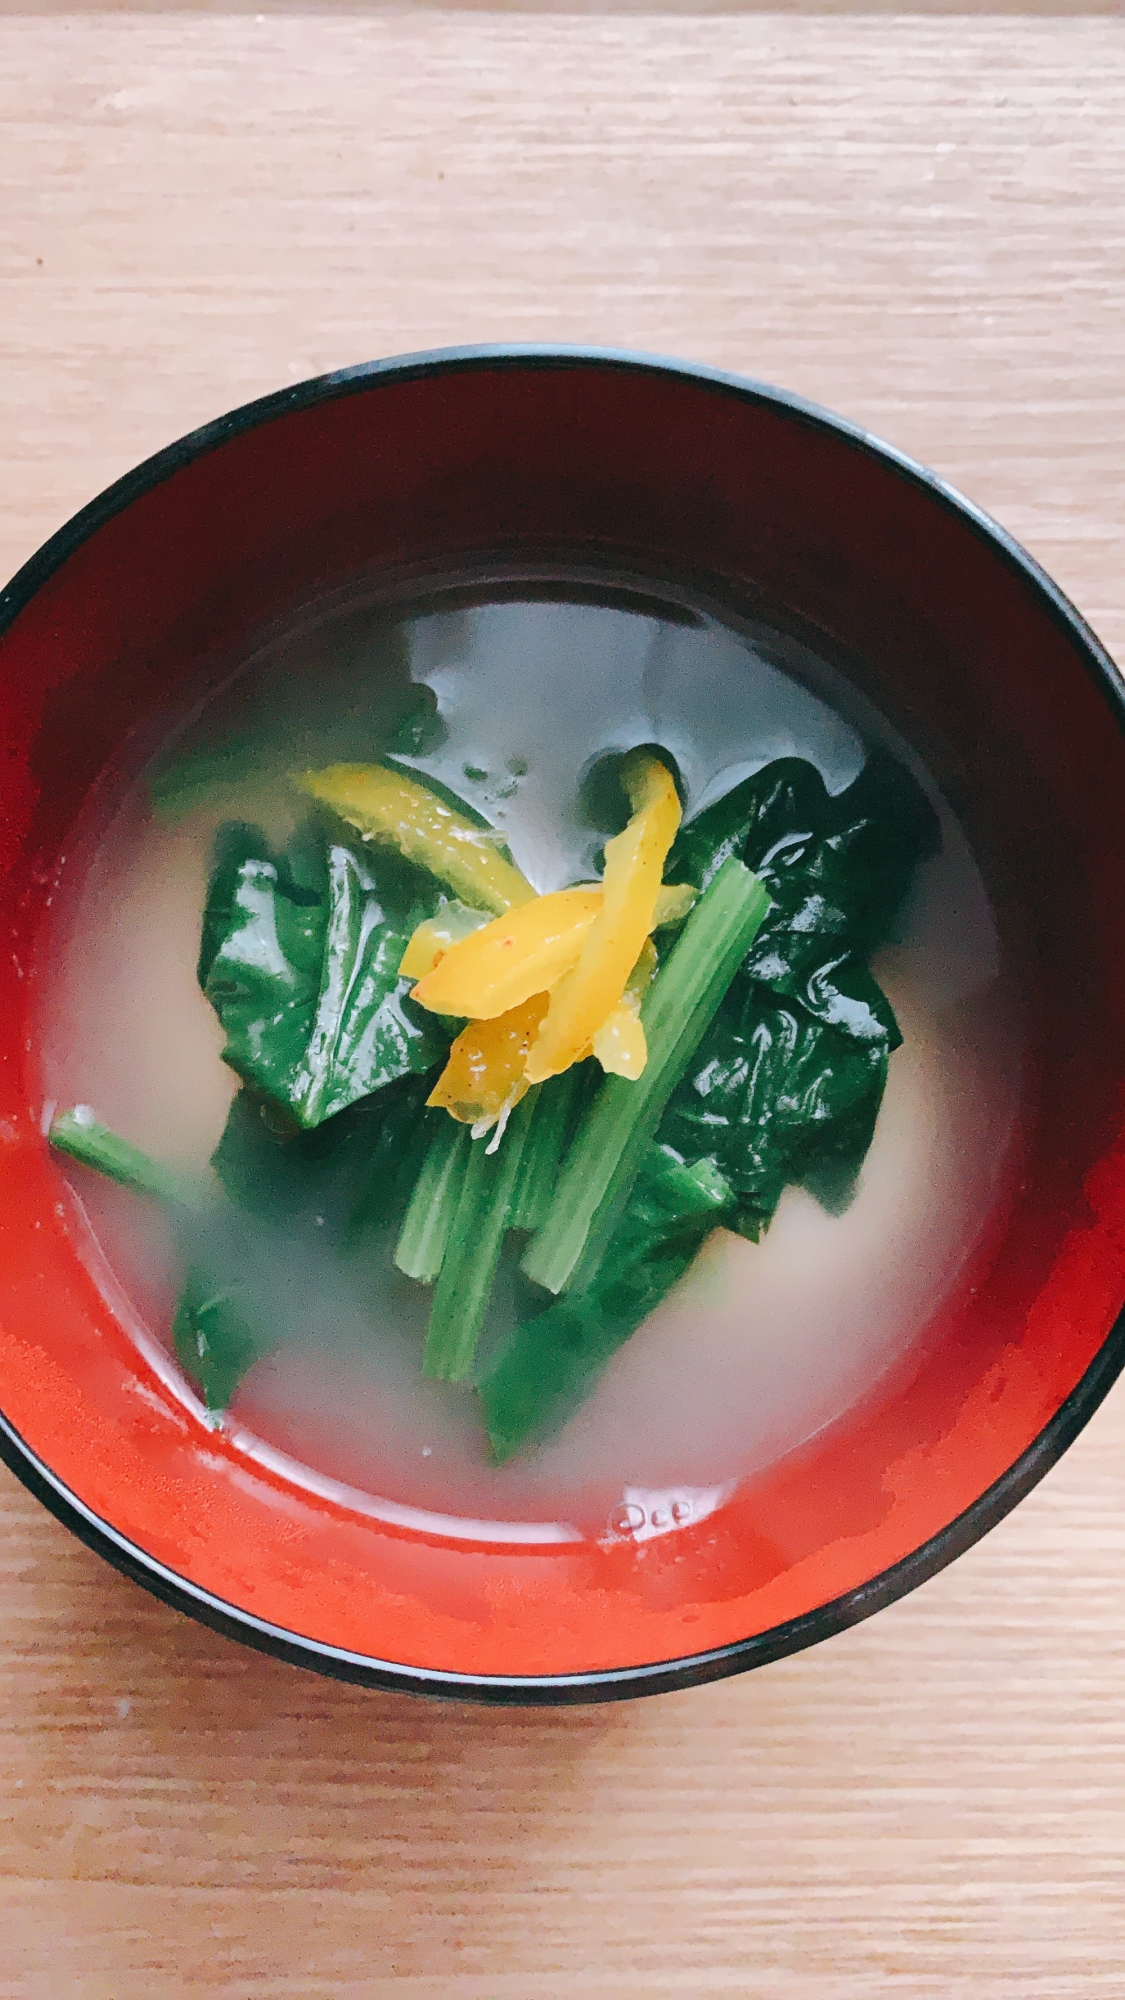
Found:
[2,12,1124,1996]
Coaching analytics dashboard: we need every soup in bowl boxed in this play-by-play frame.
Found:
[1,347,1123,1700]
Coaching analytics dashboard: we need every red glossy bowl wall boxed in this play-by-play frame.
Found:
[0,354,1122,1694]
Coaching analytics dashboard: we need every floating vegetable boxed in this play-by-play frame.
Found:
[406,883,690,1026]
[480,1144,735,1462]
[51,742,939,1459]
[590,936,657,1080]
[300,761,535,915]
[426,992,549,1132]
[422,1093,538,1381]
[198,823,451,1128]
[409,887,603,1021]
[525,750,682,1084]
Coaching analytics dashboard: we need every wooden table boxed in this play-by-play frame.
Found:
[2,9,1124,1994]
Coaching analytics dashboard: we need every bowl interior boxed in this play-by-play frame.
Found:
[2,352,1124,1696]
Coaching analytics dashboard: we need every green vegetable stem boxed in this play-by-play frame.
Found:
[509,1067,590,1233]
[422,1093,537,1383]
[48,1107,267,1413]
[394,1115,472,1282]
[521,857,772,1297]
[48,1107,199,1210]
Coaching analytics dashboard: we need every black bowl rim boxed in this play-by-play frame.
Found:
[2,341,1123,1707]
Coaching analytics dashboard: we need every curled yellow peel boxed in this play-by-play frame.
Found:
[409,887,603,1020]
[406,879,694,1014]
[427,993,548,1129]
[524,752,681,1085]
[398,902,493,981]
[653,881,696,927]
[591,937,657,1079]
[299,762,535,916]
[592,1009,647,1079]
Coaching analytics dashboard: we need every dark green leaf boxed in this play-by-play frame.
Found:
[175,1075,440,1411]
[658,985,888,1236]
[656,749,938,1226]
[480,1144,733,1460]
[200,822,453,1128]
[668,755,829,895]
[342,1078,446,1244]
[212,1075,437,1244]
[173,1267,262,1414]
[667,749,939,1046]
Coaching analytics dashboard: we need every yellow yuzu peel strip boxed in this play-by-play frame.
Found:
[426,993,548,1129]
[408,888,603,1020]
[524,752,681,1085]
[591,937,658,1079]
[299,762,535,915]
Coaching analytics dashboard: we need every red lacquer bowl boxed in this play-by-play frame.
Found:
[2,348,1123,1702]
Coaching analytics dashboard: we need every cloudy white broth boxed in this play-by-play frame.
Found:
[39,576,1022,1539]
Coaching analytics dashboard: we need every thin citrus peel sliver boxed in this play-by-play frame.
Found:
[404,752,687,1118]
[426,993,549,1130]
[523,751,681,1085]
[408,888,603,1020]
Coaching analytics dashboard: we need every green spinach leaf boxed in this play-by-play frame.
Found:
[480,1144,734,1461]
[173,1264,263,1415]
[658,987,887,1238]
[668,750,939,1043]
[199,821,453,1128]
[656,749,939,1230]
[174,1074,440,1411]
